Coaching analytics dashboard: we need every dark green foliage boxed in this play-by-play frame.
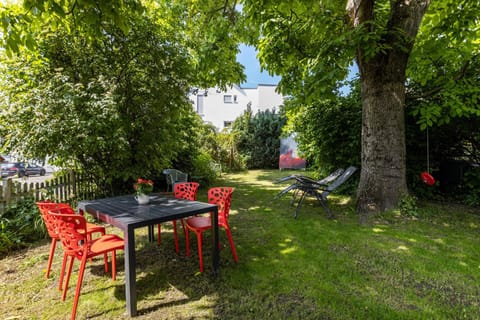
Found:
[1,1,248,197]
[406,84,480,203]
[463,168,480,206]
[0,197,46,256]
[232,107,286,169]
[194,122,246,173]
[169,111,204,176]
[0,15,202,196]
[398,194,419,217]
[288,83,362,172]
[190,152,220,187]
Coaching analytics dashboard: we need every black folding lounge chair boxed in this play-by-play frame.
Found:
[275,166,357,219]
[274,168,345,201]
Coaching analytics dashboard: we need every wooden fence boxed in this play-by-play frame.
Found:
[0,171,98,214]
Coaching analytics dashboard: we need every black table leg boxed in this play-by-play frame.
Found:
[125,227,137,316]
[147,225,154,242]
[212,207,220,276]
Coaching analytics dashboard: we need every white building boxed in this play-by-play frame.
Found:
[190,84,284,131]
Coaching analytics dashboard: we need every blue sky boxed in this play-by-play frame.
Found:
[236,44,358,91]
[236,44,281,87]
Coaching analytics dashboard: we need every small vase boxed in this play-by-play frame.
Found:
[135,194,150,205]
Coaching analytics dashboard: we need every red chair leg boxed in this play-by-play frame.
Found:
[157,224,161,245]
[59,253,68,291]
[46,238,57,279]
[62,256,75,301]
[196,232,204,273]
[225,228,238,263]
[87,234,93,263]
[179,219,186,236]
[103,252,109,273]
[104,253,108,272]
[111,251,117,280]
[71,257,87,320]
[185,228,191,257]
[172,220,179,253]
[180,220,187,249]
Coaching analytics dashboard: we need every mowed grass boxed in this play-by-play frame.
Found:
[1,169,479,319]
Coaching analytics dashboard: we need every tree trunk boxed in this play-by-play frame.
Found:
[349,0,432,222]
[356,62,408,221]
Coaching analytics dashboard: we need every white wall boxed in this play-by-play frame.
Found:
[190,84,284,131]
[257,85,284,111]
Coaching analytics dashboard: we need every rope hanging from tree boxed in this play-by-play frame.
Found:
[420,126,435,186]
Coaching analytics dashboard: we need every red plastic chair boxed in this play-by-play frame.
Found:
[185,187,238,272]
[49,211,124,320]
[36,201,106,280]
[157,182,200,253]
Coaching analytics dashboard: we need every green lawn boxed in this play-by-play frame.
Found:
[1,170,479,319]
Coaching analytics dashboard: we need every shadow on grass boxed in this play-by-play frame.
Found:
[84,230,225,315]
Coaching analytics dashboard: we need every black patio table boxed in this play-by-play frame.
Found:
[77,193,219,317]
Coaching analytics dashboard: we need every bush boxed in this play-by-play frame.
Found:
[0,197,46,256]
[398,194,419,217]
[194,122,246,173]
[287,86,362,171]
[462,167,480,206]
[232,107,286,169]
[191,152,220,187]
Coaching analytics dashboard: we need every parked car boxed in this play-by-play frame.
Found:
[1,162,46,178]
[1,163,14,178]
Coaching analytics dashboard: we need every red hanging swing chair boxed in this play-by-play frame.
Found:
[420,171,435,186]
[420,127,435,186]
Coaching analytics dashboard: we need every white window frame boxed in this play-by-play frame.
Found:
[224,95,233,103]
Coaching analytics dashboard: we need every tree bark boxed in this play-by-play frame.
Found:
[348,0,431,222]
[356,62,408,219]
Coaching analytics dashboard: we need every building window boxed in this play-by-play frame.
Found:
[224,95,233,103]
[197,95,204,114]
[224,121,233,128]
[233,95,237,103]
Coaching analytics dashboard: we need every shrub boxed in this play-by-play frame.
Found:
[287,86,362,171]
[0,197,47,256]
[191,152,220,187]
[232,106,286,169]
[462,167,480,206]
[398,194,419,217]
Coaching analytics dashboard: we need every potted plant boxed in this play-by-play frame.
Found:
[134,178,154,204]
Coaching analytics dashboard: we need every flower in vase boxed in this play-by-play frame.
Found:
[134,178,154,195]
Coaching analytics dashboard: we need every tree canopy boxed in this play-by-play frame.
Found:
[0,0,245,192]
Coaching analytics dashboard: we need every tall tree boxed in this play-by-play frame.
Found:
[347,0,430,220]
[242,0,479,221]
[0,13,197,192]
[0,0,246,192]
